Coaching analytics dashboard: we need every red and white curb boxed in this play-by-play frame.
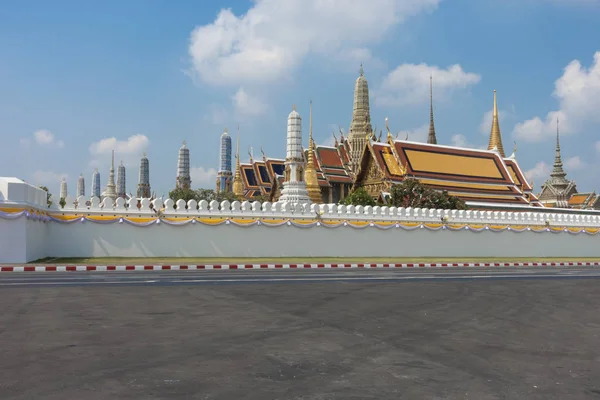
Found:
[0,261,599,272]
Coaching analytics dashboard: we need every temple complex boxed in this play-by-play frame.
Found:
[221,66,546,209]
[538,119,578,207]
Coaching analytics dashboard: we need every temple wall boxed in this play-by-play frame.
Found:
[2,178,600,263]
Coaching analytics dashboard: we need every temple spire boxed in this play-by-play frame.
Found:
[488,90,505,157]
[427,75,437,144]
[305,100,322,203]
[551,117,567,179]
[347,64,373,173]
[232,129,243,197]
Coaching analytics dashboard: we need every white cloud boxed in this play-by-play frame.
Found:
[21,129,64,149]
[397,123,429,142]
[449,134,488,150]
[204,104,229,125]
[188,0,441,88]
[524,161,550,182]
[231,87,268,117]
[565,156,584,170]
[513,51,600,142]
[32,170,68,190]
[450,134,469,147]
[190,166,217,188]
[375,63,481,107]
[89,134,149,156]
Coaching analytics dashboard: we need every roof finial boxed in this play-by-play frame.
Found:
[260,145,266,161]
[513,141,517,155]
[332,129,338,147]
[428,75,437,144]
[385,117,392,140]
[224,127,228,133]
[359,63,364,76]
[142,151,147,157]
[292,104,296,111]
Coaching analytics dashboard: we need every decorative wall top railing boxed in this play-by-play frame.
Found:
[15,195,600,228]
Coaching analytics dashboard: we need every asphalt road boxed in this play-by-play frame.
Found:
[2,268,600,399]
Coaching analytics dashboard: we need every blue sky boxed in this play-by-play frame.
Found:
[1,0,600,198]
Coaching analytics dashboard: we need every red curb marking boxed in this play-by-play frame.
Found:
[86,266,96,271]
[357,264,364,268]
[1,267,13,272]
[260,264,269,268]
[245,264,254,269]
[317,264,325,268]
[66,266,76,271]
[331,264,338,268]
[161,265,171,270]
[229,265,238,269]
[303,264,311,268]
[213,265,222,269]
[107,266,116,271]
[290,264,297,269]
[142,265,152,270]
[24,266,34,271]
[125,266,135,270]
[274,264,283,268]
[179,265,188,269]
[407,263,414,268]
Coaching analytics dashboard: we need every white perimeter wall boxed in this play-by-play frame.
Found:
[3,177,600,263]
[44,221,600,259]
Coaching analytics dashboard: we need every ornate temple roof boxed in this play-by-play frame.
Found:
[353,137,542,207]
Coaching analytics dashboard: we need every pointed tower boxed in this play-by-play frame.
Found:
[77,173,85,197]
[427,75,437,145]
[488,90,505,157]
[279,105,310,204]
[347,64,373,174]
[137,152,151,198]
[304,100,322,203]
[216,129,233,193]
[232,133,244,198]
[117,160,126,199]
[59,177,68,200]
[538,118,577,207]
[92,169,101,199]
[176,141,191,189]
[102,149,117,200]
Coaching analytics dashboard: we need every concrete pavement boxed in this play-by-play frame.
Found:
[2,268,600,399]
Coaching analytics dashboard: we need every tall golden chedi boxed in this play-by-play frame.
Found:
[232,133,244,198]
[488,90,505,157]
[305,100,323,203]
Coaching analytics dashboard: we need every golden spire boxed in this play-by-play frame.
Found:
[488,90,505,157]
[232,130,243,197]
[305,100,322,203]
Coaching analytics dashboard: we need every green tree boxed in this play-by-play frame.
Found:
[196,188,216,202]
[168,187,200,208]
[252,194,270,203]
[340,187,377,207]
[59,197,66,209]
[214,190,241,203]
[39,186,52,208]
[389,178,466,210]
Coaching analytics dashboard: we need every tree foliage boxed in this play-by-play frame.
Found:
[39,186,52,208]
[340,187,377,207]
[389,178,467,210]
[168,187,243,209]
[59,197,66,209]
